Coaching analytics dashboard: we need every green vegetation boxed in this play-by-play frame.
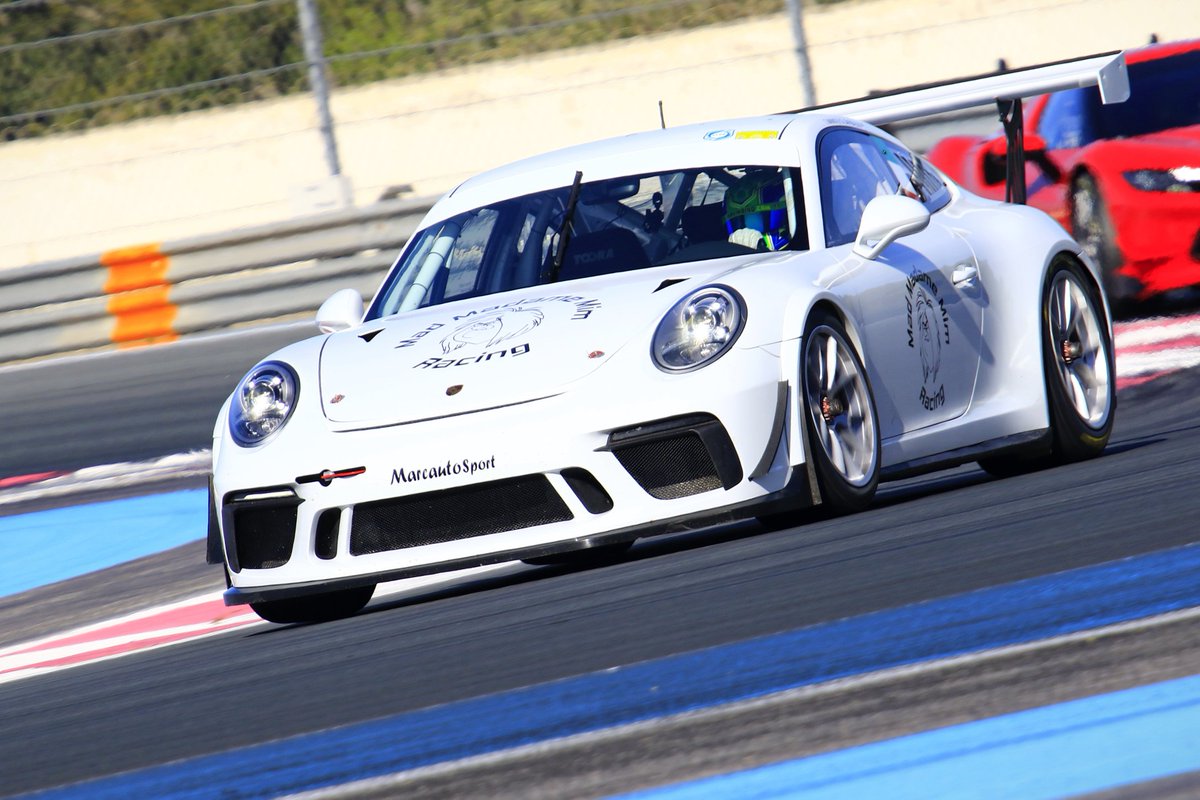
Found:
[0,0,850,141]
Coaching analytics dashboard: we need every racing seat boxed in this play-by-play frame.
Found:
[681,203,727,244]
[557,228,649,281]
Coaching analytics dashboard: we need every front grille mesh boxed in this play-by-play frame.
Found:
[232,505,297,570]
[350,474,573,556]
[612,432,722,499]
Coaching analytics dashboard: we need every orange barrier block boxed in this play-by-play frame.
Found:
[100,244,178,346]
[100,244,170,293]
[106,285,179,346]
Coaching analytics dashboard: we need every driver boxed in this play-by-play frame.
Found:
[724,169,791,251]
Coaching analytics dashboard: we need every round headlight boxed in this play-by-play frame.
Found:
[652,286,745,372]
[229,362,299,447]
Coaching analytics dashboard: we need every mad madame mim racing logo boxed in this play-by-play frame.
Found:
[395,295,601,369]
[906,270,951,411]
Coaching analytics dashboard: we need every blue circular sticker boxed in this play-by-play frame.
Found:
[703,129,734,141]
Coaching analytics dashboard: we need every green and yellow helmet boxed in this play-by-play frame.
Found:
[723,170,790,250]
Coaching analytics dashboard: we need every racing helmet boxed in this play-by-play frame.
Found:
[723,169,790,250]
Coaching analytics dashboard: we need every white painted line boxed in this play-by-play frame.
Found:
[0,616,258,675]
[0,562,525,686]
[0,590,227,657]
[0,450,211,507]
[1114,317,1200,348]
[1116,345,1200,376]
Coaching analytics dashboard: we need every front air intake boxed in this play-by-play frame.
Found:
[224,488,301,571]
[606,414,742,499]
[349,474,573,556]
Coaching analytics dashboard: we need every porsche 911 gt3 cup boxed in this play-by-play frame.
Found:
[210,53,1128,623]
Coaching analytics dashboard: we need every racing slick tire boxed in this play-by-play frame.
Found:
[801,309,881,513]
[980,257,1114,476]
[249,584,376,624]
[1040,258,1116,462]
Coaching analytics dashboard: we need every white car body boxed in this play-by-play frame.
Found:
[210,54,1126,619]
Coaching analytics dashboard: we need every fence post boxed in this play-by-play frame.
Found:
[296,0,349,205]
[784,0,817,108]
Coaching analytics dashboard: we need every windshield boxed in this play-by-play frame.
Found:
[366,165,805,320]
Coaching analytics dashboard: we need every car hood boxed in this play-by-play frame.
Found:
[317,262,745,426]
[1089,124,1200,168]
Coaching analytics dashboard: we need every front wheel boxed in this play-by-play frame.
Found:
[250,584,375,624]
[801,310,880,513]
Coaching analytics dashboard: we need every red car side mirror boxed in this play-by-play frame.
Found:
[981,133,1061,186]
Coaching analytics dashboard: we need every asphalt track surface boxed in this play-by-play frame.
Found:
[2,324,1200,797]
[0,322,319,477]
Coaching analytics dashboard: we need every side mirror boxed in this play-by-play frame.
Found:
[981,135,1009,185]
[1023,132,1049,155]
[982,133,1061,185]
[316,288,364,333]
[852,195,930,260]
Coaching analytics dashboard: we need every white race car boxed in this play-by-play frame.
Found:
[210,53,1128,623]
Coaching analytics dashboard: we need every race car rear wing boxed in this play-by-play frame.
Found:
[793,51,1130,204]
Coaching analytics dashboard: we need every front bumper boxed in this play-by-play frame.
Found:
[1109,189,1200,297]
[212,346,805,605]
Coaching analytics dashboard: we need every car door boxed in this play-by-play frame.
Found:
[817,128,985,440]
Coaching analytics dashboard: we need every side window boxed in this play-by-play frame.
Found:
[874,141,948,210]
[874,140,920,198]
[1038,89,1097,150]
[819,129,897,247]
[911,156,949,210]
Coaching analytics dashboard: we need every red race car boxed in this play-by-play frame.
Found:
[927,39,1200,311]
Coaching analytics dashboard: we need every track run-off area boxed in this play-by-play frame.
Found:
[1,312,1200,798]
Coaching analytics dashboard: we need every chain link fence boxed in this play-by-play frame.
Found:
[0,0,1193,271]
[0,0,790,141]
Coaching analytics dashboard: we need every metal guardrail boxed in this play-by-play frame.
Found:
[0,197,433,364]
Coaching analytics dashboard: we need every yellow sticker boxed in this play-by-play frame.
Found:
[734,130,779,140]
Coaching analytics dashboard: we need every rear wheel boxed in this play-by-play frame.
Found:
[801,310,880,513]
[979,258,1114,475]
[1042,259,1115,460]
[250,584,375,624]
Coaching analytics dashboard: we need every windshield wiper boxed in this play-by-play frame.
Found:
[548,170,583,283]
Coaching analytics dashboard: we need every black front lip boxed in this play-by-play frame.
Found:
[223,470,813,607]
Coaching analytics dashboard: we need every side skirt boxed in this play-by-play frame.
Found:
[880,428,1051,482]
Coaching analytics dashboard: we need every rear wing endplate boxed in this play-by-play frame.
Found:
[794,51,1130,203]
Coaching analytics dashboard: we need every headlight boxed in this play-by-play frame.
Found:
[652,286,745,372]
[229,362,299,447]
[1123,168,1200,193]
